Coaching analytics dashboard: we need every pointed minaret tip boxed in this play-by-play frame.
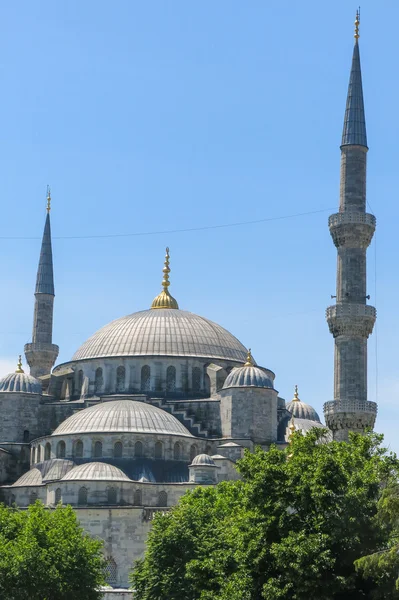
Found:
[35,188,55,296]
[46,186,51,213]
[341,8,367,148]
[354,8,360,42]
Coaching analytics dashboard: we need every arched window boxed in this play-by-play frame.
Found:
[56,441,66,459]
[140,365,150,392]
[78,487,88,506]
[23,430,29,443]
[113,441,123,458]
[190,444,198,462]
[94,441,102,458]
[107,487,117,504]
[45,443,51,461]
[154,441,163,459]
[173,442,181,460]
[158,491,167,507]
[29,491,37,505]
[31,447,36,464]
[135,441,143,458]
[55,488,61,504]
[74,440,83,458]
[116,366,125,393]
[192,367,201,392]
[94,368,103,394]
[77,370,84,395]
[104,557,118,586]
[37,446,42,462]
[166,366,176,393]
[133,489,142,506]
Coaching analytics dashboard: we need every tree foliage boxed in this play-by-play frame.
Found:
[0,501,105,600]
[131,430,399,600]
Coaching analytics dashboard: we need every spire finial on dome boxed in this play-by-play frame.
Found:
[151,247,179,310]
[46,186,51,213]
[244,348,254,367]
[15,355,24,374]
[293,385,300,401]
[354,8,360,42]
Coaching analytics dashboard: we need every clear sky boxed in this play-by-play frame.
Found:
[1,1,398,450]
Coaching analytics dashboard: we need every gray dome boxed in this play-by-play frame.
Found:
[71,309,248,363]
[0,372,42,394]
[286,400,320,422]
[13,468,42,487]
[52,399,193,437]
[61,462,131,482]
[190,454,216,466]
[223,365,274,389]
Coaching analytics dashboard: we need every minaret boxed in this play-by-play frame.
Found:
[324,12,377,440]
[24,189,59,378]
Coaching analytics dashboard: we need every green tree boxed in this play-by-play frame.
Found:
[131,430,399,600]
[0,501,105,600]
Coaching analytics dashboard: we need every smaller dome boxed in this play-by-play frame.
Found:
[0,361,42,394]
[61,462,131,482]
[13,468,43,487]
[190,454,216,467]
[223,351,273,390]
[286,386,320,423]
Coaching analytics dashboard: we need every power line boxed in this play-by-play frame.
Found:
[0,207,335,241]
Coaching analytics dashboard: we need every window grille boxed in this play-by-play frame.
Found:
[166,366,176,392]
[116,366,125,393]
[173,442,181,460]
[114,441,123,458]
[75,440,83,458]
[78,487,88,505]
[158,491,167,507]
[55,488,61,504]
[95,368,103,393]
[192,367,201,392]
[45,443,51,460]
[104,557,118,586]
[107,487,117,504]
[56,441,66,458]
[133,489,142,506]
[135,441,143,458]
[190,444,198,462]
[141,365,150,392]
[154,441,163,459]
[94,441,102,458]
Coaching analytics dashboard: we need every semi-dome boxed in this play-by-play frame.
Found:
[190,454,216,466]
[52,399,194,437]
[286,386,320,422]
[223,350,273,389]
[13,468,43,487]
[71,309,248,363]
[61,462,131,482]
[0,358,42,394]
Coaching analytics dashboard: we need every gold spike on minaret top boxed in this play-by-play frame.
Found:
[354,8,360,41]
[15,355,24,374]
[244,349,254,367]
[46,186,51,213]
[292,385,300,402]
[151,247,179,310]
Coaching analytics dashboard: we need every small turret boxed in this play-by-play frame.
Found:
[24,189,59,378]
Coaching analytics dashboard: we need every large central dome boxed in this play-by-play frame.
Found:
[72,309,248,363]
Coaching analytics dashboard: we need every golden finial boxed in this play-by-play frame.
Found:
[151,247,179,310]
[354,8,360,42]
[46,186,51,213]
[244,348,254,367]
[293,385,300,402]
[15,355,24,374]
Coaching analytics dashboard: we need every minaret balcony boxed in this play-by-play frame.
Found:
[326,303,376,338]
[324,399,377,417]
[323,399,377,433]
[328,212,376,248]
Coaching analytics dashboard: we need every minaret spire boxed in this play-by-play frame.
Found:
[24,190,59,378]
[151,247,179,310]
[324,14,377,440]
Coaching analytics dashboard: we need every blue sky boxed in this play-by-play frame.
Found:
[1,1,398,450]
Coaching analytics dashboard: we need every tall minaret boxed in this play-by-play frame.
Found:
[24,189,59,378]
[324,12,377,440]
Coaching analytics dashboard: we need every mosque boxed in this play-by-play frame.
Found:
[0,14,378,597]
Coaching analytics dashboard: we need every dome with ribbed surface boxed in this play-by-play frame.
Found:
[223,365,274,389]
[0,372,42,394]
[13,468,43,487]
[61,462,130,482]
[190,454,216,466]
[52,399,193,437]
[71,309,247,363]
[286,387,320,422]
